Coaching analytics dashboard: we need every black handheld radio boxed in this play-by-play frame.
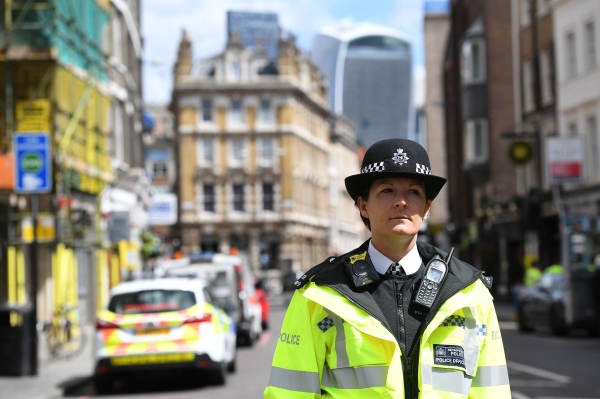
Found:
[414,248,454,309]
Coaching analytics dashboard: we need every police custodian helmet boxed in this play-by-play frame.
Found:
[344,138,447,201]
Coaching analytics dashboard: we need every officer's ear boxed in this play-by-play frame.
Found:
[424,199,432,217]
[357,196,369,219]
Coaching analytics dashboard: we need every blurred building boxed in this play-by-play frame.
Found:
[551,0,600,267]
[311,22,413,147]
[0,0,145,325]
[423,1,451,248]
[511,0,560,271]
[443,0,518,298]
[143,104,178,253]
[227,11,279,61]
[329,115,365,255]
[171,29,349,275]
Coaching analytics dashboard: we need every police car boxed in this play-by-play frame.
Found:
[93,278,237,393]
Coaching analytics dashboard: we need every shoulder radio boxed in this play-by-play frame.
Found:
[414,248,454,309]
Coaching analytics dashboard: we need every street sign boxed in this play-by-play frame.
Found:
[546,136,584,185]
[13,133,52,193]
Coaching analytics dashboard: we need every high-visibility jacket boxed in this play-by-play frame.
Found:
[524,267,542,287]
[265,241,510,398]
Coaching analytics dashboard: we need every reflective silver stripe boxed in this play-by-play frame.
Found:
[463,307,480,376]
[472,365,510,387]
[421,363,432,385]
[324,307,349,368]
[431,368,473,395]
[268,366,321,393]
[322,364,388,389]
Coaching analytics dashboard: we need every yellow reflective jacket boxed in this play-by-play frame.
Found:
[265,241,510,399]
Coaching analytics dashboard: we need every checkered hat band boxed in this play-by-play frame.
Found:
[441,315,466,329]
[317,316,334,333]
[416,163,432,175]
[361,162,385,174]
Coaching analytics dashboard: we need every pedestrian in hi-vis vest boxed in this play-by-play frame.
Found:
[265,139,510,398]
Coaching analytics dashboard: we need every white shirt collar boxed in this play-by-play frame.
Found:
[368,240,423,276]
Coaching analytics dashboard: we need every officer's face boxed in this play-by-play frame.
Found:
[357,177,431,240]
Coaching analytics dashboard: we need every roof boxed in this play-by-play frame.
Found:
[110,278,204,296]
[317,21,412,44]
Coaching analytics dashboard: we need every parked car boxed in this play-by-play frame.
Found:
[254,278,270,330]
[93,278,237,394]
[518,269,600,335]
[166,254,262,347]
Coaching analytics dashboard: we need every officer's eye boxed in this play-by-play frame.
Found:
[409,189,422,196]
[381,188,393,194]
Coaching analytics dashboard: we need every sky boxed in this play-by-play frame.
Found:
[142,0,432,104]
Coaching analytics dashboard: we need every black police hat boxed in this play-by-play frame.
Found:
[345,138,447,201]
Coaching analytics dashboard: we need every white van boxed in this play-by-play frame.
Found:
[166,255,262,347]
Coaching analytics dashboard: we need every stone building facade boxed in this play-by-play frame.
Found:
[171,31,342,274]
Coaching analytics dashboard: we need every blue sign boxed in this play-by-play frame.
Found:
[14,133,52,193]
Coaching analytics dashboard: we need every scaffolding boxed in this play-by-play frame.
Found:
[1,0,115,324]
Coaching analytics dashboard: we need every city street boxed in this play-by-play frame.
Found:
[56,295,600,399]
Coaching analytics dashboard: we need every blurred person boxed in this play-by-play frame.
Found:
[524,260,542,287]
[545,262,564,275]
[264,139,510,398]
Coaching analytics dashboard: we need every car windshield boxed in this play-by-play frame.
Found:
[108,289,196,314]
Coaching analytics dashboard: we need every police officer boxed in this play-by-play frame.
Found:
[264,139,510,398]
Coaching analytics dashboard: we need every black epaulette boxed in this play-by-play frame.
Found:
[480,274,493,289]
[294,256,338,289]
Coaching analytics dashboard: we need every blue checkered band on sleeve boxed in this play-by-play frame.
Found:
[476,324,487,336]
[317,316,334,333]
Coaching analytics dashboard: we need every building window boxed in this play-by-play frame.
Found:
[460,38,486,84]
[540,50,553,105]
[588,117,598,176]
[463,119,488,163]
[567,32,577,79]
[232,62,241,81]
[586,22,597,70]
[258,99,274,123]
[258,137,274,165]
[263,183,274,211]
[204,138,214,164]
[202,99,213,122]
[229,138,245,167]
[229,100,244,124]
[152,162,168,178]
[521,0,531,28]
[536,0,551,17]
[568,122,577,136]
[203,184,216,212]
[523,59,535,112]
[233,184,245,212]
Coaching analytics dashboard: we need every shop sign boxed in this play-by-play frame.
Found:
[108,211,130,242]
[148,194,177,226]
[546,136,584,184]
[16,99,51,132]
[509,140,533,164]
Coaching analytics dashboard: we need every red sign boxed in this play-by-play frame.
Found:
[0,154,14,189]
[550,162,581,178]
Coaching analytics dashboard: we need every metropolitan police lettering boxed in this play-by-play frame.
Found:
[279,332,300,346]
[433,344,466,368]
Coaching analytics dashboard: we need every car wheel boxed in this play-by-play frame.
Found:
[94,376,114,395]
[518,307,534,333]
[262,320,269,331]
[228,353,237,373]
[210,361,227,385]
[550,304,568,336]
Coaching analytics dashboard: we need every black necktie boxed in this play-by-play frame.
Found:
[386,262,405,277]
